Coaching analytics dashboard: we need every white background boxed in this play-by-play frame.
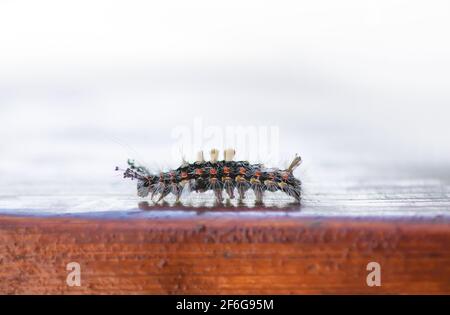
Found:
[0,1,449,207]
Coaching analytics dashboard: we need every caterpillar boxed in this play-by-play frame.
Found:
[116,148,302,205]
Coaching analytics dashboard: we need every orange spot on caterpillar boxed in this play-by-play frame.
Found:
[195,168,203,175]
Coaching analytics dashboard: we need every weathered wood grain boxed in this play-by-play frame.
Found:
[1,215,448,294]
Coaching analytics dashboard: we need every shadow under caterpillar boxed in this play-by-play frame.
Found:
[116,148,302,206]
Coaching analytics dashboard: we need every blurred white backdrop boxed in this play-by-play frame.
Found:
[0,1,450,211]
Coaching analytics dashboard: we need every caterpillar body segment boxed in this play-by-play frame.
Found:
[118,149,302,205]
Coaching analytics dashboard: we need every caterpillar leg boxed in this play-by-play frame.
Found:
[209,177,223,203]
[223,179,235,199]
[155,189,171,203]
[153,179,171,203]
[264,179,278,192]
[251,177,264,204]
[237,185,247,201]
[279,182,301,203]
[253,185,264,204]
[151,182,165,200]
[222,166,235,199]
[214,188,223,203]
[179,179,192,201]
[193,178,207,193]
[137,180,151,197]
[235,176,249,202]
[170,183,183,203]
[286,185,301,203]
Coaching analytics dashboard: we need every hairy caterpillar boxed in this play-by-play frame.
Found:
[116,149,302,205]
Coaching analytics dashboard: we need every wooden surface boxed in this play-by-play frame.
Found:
[1,162,449,294]
[0,214,449,294]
